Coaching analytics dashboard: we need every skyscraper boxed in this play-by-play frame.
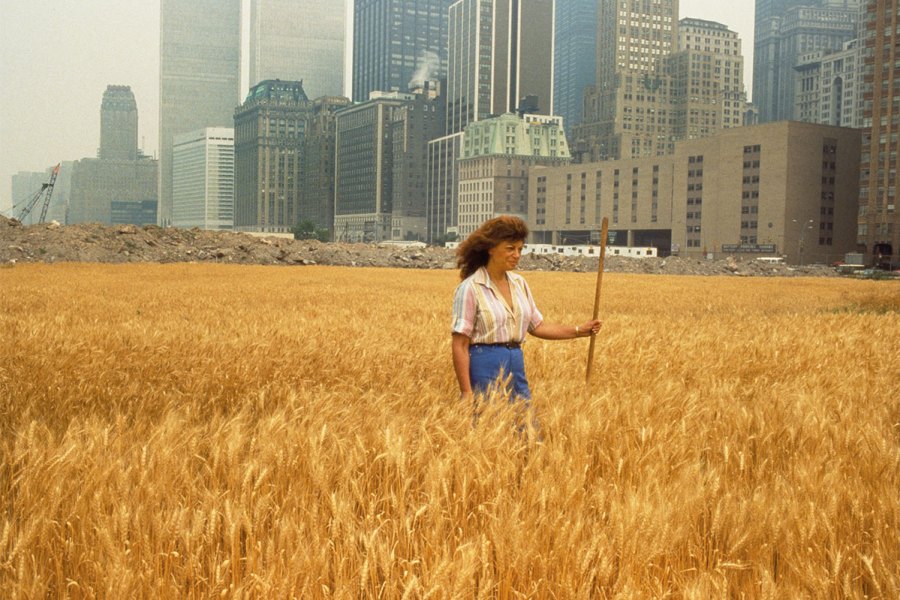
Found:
[100,85,138,161]
[446,0,555,135]
[234,80,312,233]
[752,0,860,123]
[172,128,235,230]
[158,0,241,226]
[554,0,597,132]
[352,0,453,102]
[427,0,555,242]
[858,0,898,268]
[249,0,345,97]
[574,0,680,161]
[669,19,747,141]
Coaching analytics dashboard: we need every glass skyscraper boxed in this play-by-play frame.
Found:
[158,0,241,226]
[553,0,597,132]
[352,0,453,102]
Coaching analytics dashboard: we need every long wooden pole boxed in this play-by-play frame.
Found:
[585,217,609,385]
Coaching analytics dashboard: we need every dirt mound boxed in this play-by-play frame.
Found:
[0,216,837,277]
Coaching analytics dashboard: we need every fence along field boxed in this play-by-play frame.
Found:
[1,263,897,598]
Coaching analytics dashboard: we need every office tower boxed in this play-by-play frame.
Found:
[457,113,570,238]
[389,83,446,241]
[446,0,555,135]
[529,121,860,264]
[172,128,235,230]
[298,96,353,236]
[574,0,679,161]
[249,0,345,97]
[753,0,860,123]
[234,80,312,233]
[794,39,863,128]
[69,87,158,226]
[68,160,158,225]
[159,0,241,226]
[100,86,138,160]
[859,0,898,267]
[554,0,597,132]
[353,0,453,102]
[428,0,555,242]
[669,18,747,141]
[335,90,441,242]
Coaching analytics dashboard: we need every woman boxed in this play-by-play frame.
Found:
[451,216,602,404]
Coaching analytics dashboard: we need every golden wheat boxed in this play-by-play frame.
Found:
[1,263,898,598]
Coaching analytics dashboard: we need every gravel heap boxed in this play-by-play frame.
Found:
[0,216,839,277]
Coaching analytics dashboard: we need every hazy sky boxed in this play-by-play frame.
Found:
[0,0,755,212]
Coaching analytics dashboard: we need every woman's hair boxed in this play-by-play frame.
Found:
[456,216,529,279]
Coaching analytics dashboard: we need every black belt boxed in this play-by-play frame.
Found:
[472,342,521,349]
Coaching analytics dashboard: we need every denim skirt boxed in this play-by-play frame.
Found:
[468,344,531,400]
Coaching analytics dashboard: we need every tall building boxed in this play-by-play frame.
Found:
[352,0,453,103]
[100,86,138,161]
[669,18,747,141]
[574,0,680,161]
[234,80,312,233]
[554,0,597,132]
[794,39,864,128]
[446,0,555,135]
[172,128,235,230]
[298,96,353,236]
[428,0,555,242]
[159,0,241,226]
[858,0,898,267]
[752,0,860,123]
[249,0,345,97]
[335,91,436,242]
[457,113,571,237]
[70,87,158,226]
[530,121,861,264]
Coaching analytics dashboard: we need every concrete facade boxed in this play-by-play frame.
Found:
[68,158,158,226]
[172,128,235,230]
[530,121,861,264]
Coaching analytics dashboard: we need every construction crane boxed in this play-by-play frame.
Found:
[15,164,60,224]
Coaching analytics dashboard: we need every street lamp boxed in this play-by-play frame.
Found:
[792,218,814,265]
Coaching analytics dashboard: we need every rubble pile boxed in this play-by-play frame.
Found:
[0,216,838,277]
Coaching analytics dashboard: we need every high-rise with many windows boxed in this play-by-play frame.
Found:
[352,0,453,102]
[752,0,860,123]
[858,0,899,267]
[172,128,235,230]
[249,0,345,97]
[100,85,139,161]
[574,0,680,161]
[553,0,597,132]
[158,0,241,226]
[234,80,312,233]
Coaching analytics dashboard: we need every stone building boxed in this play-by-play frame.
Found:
[234,80,311,233]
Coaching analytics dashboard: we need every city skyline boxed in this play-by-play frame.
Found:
[0,0,753,211]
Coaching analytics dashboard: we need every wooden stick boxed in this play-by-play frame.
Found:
[585,217,609,385]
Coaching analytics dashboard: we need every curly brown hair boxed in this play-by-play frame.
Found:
[456,216,529,279]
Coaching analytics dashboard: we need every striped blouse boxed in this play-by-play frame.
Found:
[451,267,544,344]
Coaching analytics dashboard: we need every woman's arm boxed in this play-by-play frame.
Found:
[530,319,602,340]
[451,333,474,400]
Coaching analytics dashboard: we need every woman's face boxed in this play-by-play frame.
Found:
[487,239,524,272]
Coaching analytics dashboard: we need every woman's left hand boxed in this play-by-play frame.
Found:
[575,319,602,337]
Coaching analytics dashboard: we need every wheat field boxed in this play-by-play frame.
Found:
[1,263,898,599]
